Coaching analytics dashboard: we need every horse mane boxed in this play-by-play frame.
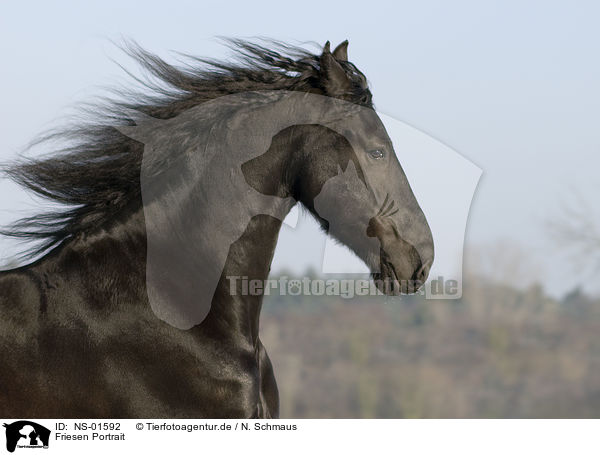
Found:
[1,39,373,259]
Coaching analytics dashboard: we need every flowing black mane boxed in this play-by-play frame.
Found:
[1,39,373,259]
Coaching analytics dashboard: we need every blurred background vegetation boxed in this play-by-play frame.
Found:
[260,243,600,418]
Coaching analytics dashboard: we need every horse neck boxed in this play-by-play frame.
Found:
[33,204,284,345]
[208,214,284,345]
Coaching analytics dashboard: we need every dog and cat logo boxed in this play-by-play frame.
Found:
[2,421,50,452]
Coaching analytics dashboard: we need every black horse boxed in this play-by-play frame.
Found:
[0,39,433,417]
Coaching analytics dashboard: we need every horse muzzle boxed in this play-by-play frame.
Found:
[367,215,432,295]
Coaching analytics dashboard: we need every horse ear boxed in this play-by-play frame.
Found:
[332,40,348,61]
[320,41,352,96]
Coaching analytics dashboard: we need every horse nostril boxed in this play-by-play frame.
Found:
[416,261,431,283]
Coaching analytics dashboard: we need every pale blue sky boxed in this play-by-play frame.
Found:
[1,1,599,296]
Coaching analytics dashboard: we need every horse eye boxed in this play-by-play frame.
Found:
[368,149,385,160]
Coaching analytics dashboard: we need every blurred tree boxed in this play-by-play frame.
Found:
[547,189,600,271]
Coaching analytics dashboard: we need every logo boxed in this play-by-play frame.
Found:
[2,421,50,452]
